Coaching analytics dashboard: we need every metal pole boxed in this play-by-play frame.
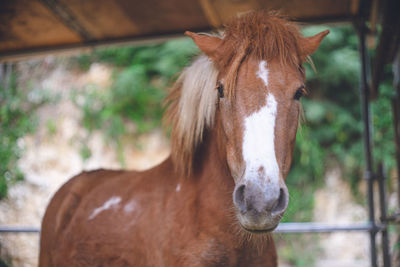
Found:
[392,46,400,267]
[355,19,378,267]
[274,222,382,233]
[0,226,40,233]
[393,49,400,214]
[377,163,391,267]
[0,222,387,234]
[1,62,12,92]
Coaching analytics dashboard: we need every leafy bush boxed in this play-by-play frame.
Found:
[284,25,396,220]
[0,71,42,199]
[72,38,199,161]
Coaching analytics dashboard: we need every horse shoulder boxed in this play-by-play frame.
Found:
[57,170,126,232]
[39,169,126,266]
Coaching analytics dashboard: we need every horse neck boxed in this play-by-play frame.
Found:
[189,122,236,221]
[192,122,232,187]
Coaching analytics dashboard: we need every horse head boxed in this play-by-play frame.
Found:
[186,13,328,233]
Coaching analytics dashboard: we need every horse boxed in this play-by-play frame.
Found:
[39,11,328,267]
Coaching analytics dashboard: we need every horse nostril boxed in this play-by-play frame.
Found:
[271,188,288,215]
[234,184,288,215]
[233,184,246,212]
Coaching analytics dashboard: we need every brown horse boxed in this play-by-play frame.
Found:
[39,12,328,267]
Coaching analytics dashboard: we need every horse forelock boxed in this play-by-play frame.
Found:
[163,55,219,177]
[221,11,305,99]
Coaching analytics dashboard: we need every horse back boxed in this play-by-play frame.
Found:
[39,169,126,267]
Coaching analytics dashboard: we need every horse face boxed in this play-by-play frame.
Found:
[217,57,303,232]
[185,29,328,233]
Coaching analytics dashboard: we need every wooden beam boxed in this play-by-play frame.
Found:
[39,0,94,41]
[199,0,222,27]
[0,29,211,62]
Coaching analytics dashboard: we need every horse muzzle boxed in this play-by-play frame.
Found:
[233,180,289,233]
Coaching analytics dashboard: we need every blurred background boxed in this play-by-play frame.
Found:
[0,0,399,266]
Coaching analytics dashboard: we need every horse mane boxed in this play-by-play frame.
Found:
[164,11,304,176]
[163,56,219,176]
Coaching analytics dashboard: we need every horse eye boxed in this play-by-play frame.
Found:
[294,86,305,100]
[217,83,224,98]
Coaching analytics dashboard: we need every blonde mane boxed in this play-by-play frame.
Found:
[164,56,219,176]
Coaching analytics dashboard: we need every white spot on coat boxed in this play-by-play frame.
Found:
[123,199,138,213]
[176,183,181,192]
[89,196,121,220]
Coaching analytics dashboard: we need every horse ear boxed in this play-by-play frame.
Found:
[185,31,223,61]
[301,30,330,57]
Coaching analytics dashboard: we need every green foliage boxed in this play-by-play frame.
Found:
[284,25,396,221]
[282,25,363,221]
[290,25,362,180]
[278,234,320,267]
[72,38,199,161]
[46,118,57,136]
[0,72,42,199]
[371,82,396,172]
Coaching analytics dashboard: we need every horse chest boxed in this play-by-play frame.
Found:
[173,234,277,267]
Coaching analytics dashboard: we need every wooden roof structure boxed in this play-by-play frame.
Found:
[0,0,364,61]
[0,0,399,95]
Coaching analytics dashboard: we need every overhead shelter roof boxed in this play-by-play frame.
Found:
[2,0,399,97]
[0,0,364,61]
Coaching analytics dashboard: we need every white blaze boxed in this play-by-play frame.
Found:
[89,196,121,220]
[257,60,269,86]
[242,60,280,201]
